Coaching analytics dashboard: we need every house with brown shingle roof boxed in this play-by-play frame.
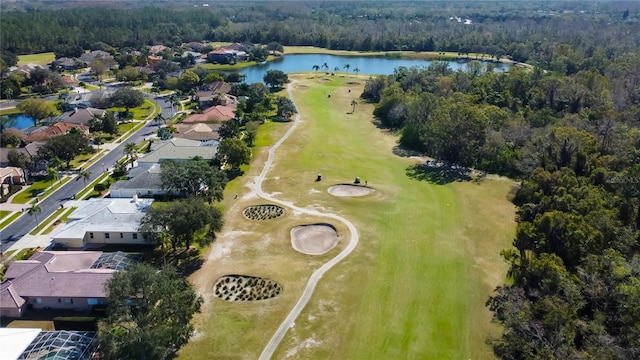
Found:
[24,122,89,143]
[174,123,219,141]
[61,108,106,126]
[182,105,235,124]
[0,251,117,318]
[149,44,168,55]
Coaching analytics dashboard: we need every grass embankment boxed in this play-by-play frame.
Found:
[17,52,55,66]
[0,108,21,115]
[179,76,516,359]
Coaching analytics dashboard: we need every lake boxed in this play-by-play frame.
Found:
[1,114,35,130]
[236,53,511,84]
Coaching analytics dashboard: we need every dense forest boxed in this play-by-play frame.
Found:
[1,1,640,358]
[361,42,640,360]
[1,1,640,73]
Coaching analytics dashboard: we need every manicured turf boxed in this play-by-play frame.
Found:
[179,76,515,359]
[0,108,21,115]
[12,177,72,204]
[0,210,10,219]
[17,52,55,66]
[0,212,21,230]
[109,99,156,120]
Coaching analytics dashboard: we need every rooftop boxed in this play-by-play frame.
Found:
[139,137,218,163]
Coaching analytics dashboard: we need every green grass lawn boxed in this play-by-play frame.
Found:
[0,108,21,116]
[68,152,98,169]
[30,207,67,235]
[17,52,55,66]
[0,212,21,230]
[12,177,72,204]
[178,76,515,359]
[109,99,156,120]
[0,210,11,219]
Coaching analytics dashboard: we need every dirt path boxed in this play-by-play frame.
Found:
[256,81,360,360]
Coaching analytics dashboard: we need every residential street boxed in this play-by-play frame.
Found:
[0,93,175,253]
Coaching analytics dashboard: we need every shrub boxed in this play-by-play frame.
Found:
[94,183,107,192]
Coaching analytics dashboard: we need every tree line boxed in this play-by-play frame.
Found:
[2,1,639,75]
[361,54,640,357]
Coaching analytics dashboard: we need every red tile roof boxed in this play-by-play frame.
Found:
[182,105,235,123]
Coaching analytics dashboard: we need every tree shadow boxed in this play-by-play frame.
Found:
[225,168,244,181]
[406,162,472,185]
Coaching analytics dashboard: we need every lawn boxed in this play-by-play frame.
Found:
[0,210,10,219]
[109,99,157,120]
[0,212,21,230]
[12,177,72,204]
[0,108,21,115]
[17,52,55,66]
[179,76,515,359]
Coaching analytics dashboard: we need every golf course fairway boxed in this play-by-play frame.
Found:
[180,74,516,360]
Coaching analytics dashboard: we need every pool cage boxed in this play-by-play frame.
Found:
[90,251,143,271]
[18,331,97,360]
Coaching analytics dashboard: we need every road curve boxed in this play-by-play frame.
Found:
[256,81,360,359]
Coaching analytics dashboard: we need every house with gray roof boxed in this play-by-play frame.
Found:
[51,198,154,249]
[109,163,164,198]
[138,137,218,165]
[0,251,116,318]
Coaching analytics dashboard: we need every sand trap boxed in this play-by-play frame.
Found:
[291,224,339,255]
[320,78,331,83]
[295,85,309,89]
[327,184,374,197]
[345,81,361,86]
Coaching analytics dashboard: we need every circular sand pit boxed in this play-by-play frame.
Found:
[327,184,375,197]
[319,78,331,83]
[345,81,361,86]
[243,204,285,220]
[214,275,283,302]
[291,223,339,255]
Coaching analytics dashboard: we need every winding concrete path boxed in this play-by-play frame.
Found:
[256,82,360,359]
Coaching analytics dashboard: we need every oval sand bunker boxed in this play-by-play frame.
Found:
[327,184,374,197]
[291,224,339,255]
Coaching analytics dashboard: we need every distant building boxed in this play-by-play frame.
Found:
[138,137,218,164]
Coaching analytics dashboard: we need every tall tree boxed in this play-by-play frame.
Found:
[109,88,144,117]
[275,96,297,121]
[98,263,202,360]
[46,167,59,186]
[123,142,137,168]
[139,197,224,250]
[217,138,251,170]
[79,169,91,187]
[27,204,42,226]
[312,65,320,77]
[16,98,57,126]
[159,158,228,203]
[37,130,92,168]
[353,67,360,77]
[343,63,351,76]
[263,70,288,89]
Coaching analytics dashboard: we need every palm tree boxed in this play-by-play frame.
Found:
[46,167,59,186]
[343,63,351,76]
[168,94,179,117]
[154,113,166,125]
[312,65,320,77]
[124,142,138,168]
[351,99,358,113]
[3,87,13,100]
[334,66,340,75]
[322,62,329,74]
[50,156,65,172]
[353,67,360,77]
[27,204,42,227]
[79,169,91,187]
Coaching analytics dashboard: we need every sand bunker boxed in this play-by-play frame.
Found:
[345,81,361,86]
[320,78,331,83]
[295,85,309,89]
[327,184,375,197]
[291,224,339,255]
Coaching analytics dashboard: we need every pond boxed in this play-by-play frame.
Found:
[1,113,36,130]
[236,53,511,84]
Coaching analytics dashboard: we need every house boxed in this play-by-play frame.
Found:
[207,49,238,64]
[12,64,44,79]
[149,44,168,55]
[226,42,251,52]
[51,198,154,248]
[185,41,204,52]
[181,51,206,65]
[61,107,106,126]
[138,137,218,165]
[50,57,78,71]
[0,251,122,317]
[24,122,89,143]
[80,50,113,64]
[183,105,236,124]
[174,123,219,141]
[109,163,164,198]
[0,166,25,185]
[0,142,44,168]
